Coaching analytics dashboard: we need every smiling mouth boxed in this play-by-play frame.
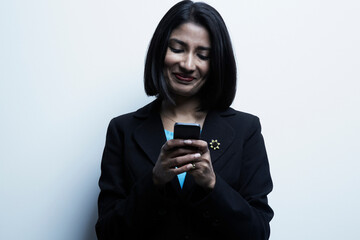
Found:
[174,73,195,82]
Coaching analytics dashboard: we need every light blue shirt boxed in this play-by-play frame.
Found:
[164,129,186,188]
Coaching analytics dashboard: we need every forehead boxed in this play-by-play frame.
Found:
[169,22,211,47]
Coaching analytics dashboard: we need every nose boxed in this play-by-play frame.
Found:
[180,54,196,72]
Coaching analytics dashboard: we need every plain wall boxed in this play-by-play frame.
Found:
[1,0,359,239]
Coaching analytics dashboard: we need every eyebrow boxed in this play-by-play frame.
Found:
[169,38,211,51]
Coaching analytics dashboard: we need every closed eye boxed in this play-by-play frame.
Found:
[197,54,210,60]
[169,46,183,53]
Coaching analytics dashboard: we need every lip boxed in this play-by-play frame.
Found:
[174,73,195,82]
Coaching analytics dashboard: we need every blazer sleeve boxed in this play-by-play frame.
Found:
[95,119,167,239]
[193,116,274,239]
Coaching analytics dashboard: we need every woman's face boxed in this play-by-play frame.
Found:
[163,22,211,98]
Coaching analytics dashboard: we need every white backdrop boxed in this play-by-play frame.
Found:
[1,0,359,239]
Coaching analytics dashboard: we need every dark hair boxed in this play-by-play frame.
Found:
[144,0,236,110]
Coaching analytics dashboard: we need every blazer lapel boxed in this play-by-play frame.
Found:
[182,109,236,192]
[200,109,235,164]
[133,100,166,165]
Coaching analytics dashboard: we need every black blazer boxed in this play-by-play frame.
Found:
[96,100,273,240]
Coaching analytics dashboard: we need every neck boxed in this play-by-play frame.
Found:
[160,96,207,130]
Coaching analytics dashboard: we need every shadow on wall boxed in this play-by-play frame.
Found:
[82,203,98,240]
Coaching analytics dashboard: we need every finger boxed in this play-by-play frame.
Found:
[183,139,209,152]
[173,163,194,175]
[186,162,198,172]
[162,140,180,152]
[161,142,172,152]
[169,153,202,168]
[163,139,193,151]
[167,147,198,158]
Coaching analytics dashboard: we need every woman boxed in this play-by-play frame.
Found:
[96,1,273,239]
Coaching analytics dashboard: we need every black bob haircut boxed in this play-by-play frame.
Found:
[144,0,236,110]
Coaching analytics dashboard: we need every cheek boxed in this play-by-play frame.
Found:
[163,52,177,81]
[164,51,178,67]
[200,62,210,77]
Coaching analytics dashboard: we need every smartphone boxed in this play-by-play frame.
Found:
[173,122,201,140]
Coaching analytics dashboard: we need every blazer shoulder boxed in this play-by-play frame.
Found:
[219,108,263,138]
[107,99,159,129]
[109,111,137,127]
[223,107,260,123]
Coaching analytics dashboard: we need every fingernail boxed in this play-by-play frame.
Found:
[187,164,193,170]
[184,140,192,144]
[194,153,201,158]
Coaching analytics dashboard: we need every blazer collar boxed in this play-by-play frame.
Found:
[133,99,165,165]
[201,109,235,164]
[133,99,236,166]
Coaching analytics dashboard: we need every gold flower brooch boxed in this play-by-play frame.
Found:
[209,139,220,150]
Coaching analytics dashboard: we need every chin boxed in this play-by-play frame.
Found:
[170,86,197,97]
[170,84,205,97]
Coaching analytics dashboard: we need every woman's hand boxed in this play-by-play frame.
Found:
[153,139,198,186]
[153,139,216,190]
[185,139,216,190]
